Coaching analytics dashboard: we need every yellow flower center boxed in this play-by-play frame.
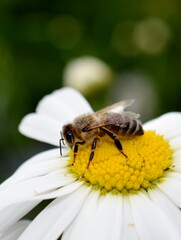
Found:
[68,130,173,194]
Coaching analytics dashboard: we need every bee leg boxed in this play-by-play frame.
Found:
[72,141,85,165]
[87,138,99,169]
[100,127,127,158]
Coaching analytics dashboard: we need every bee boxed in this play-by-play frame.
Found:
[60,99,144,168]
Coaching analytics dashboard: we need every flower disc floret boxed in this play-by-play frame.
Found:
[69,131,173,194]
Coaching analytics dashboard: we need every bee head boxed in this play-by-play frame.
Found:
[62,124,75,148]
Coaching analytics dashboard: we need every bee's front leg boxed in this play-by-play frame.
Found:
[87,137,99,169]
[73,141,85,165]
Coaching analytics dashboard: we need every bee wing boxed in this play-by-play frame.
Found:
[95,99,135,115]
[83,99,139,131]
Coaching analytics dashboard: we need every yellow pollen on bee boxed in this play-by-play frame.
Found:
[68,131,173,194]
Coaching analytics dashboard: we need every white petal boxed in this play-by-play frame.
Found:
[0,201,39,233]
[19,87,93,145]
[17,148,69,170]
[62,190,100,240]
[33,180,83,199]
[172,149,181,162]
[64,192,124,240]
[130,191,181,240]
[122,197,139,240]
[87,194,123,240]
[148,188,181,235]
[0,148,69,190]
[171,164,181,173]
[36,87,93,123]
[144,112,181,140]
[4,159,66,187]
[167,171,181,181]
[18,186,91,240]
[171,150,181,171]
[0,172,75,209]
[2,180,82,205]
[0,167,68,191]
[171,153,181,172]
[158,173,181,207]
[144,112,181,129]
[103,195,123,240]
[170,136,181,151]
[0,220,30,240]
[19,113,61,146]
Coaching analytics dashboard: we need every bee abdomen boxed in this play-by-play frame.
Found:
[120,120,143,136]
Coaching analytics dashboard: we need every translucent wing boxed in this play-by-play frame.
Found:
[83,99,140,131]
[95,99,135,116]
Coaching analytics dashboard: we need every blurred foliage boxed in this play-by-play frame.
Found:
[1,0,181,180]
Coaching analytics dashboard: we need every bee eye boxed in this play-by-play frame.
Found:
[66,130,74,144]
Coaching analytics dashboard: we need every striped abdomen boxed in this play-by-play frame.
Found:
[108,120,144,136]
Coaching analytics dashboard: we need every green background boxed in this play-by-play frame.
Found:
[1,0,181,181]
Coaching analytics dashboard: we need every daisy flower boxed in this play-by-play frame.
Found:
[1,87,181,240]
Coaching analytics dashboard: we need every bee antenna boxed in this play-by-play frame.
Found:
[59,139,63,156]
[59,131,65,156]
[60,131,65,145]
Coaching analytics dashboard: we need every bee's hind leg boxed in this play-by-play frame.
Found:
[73,141,85,165]
[87,138,99,169]
[100,127,127,158]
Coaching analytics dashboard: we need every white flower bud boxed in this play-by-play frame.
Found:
[63,56,114,95]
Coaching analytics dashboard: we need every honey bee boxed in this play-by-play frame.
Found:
[60,99,144,168]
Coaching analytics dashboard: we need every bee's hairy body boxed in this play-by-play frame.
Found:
[61,99,144,168]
